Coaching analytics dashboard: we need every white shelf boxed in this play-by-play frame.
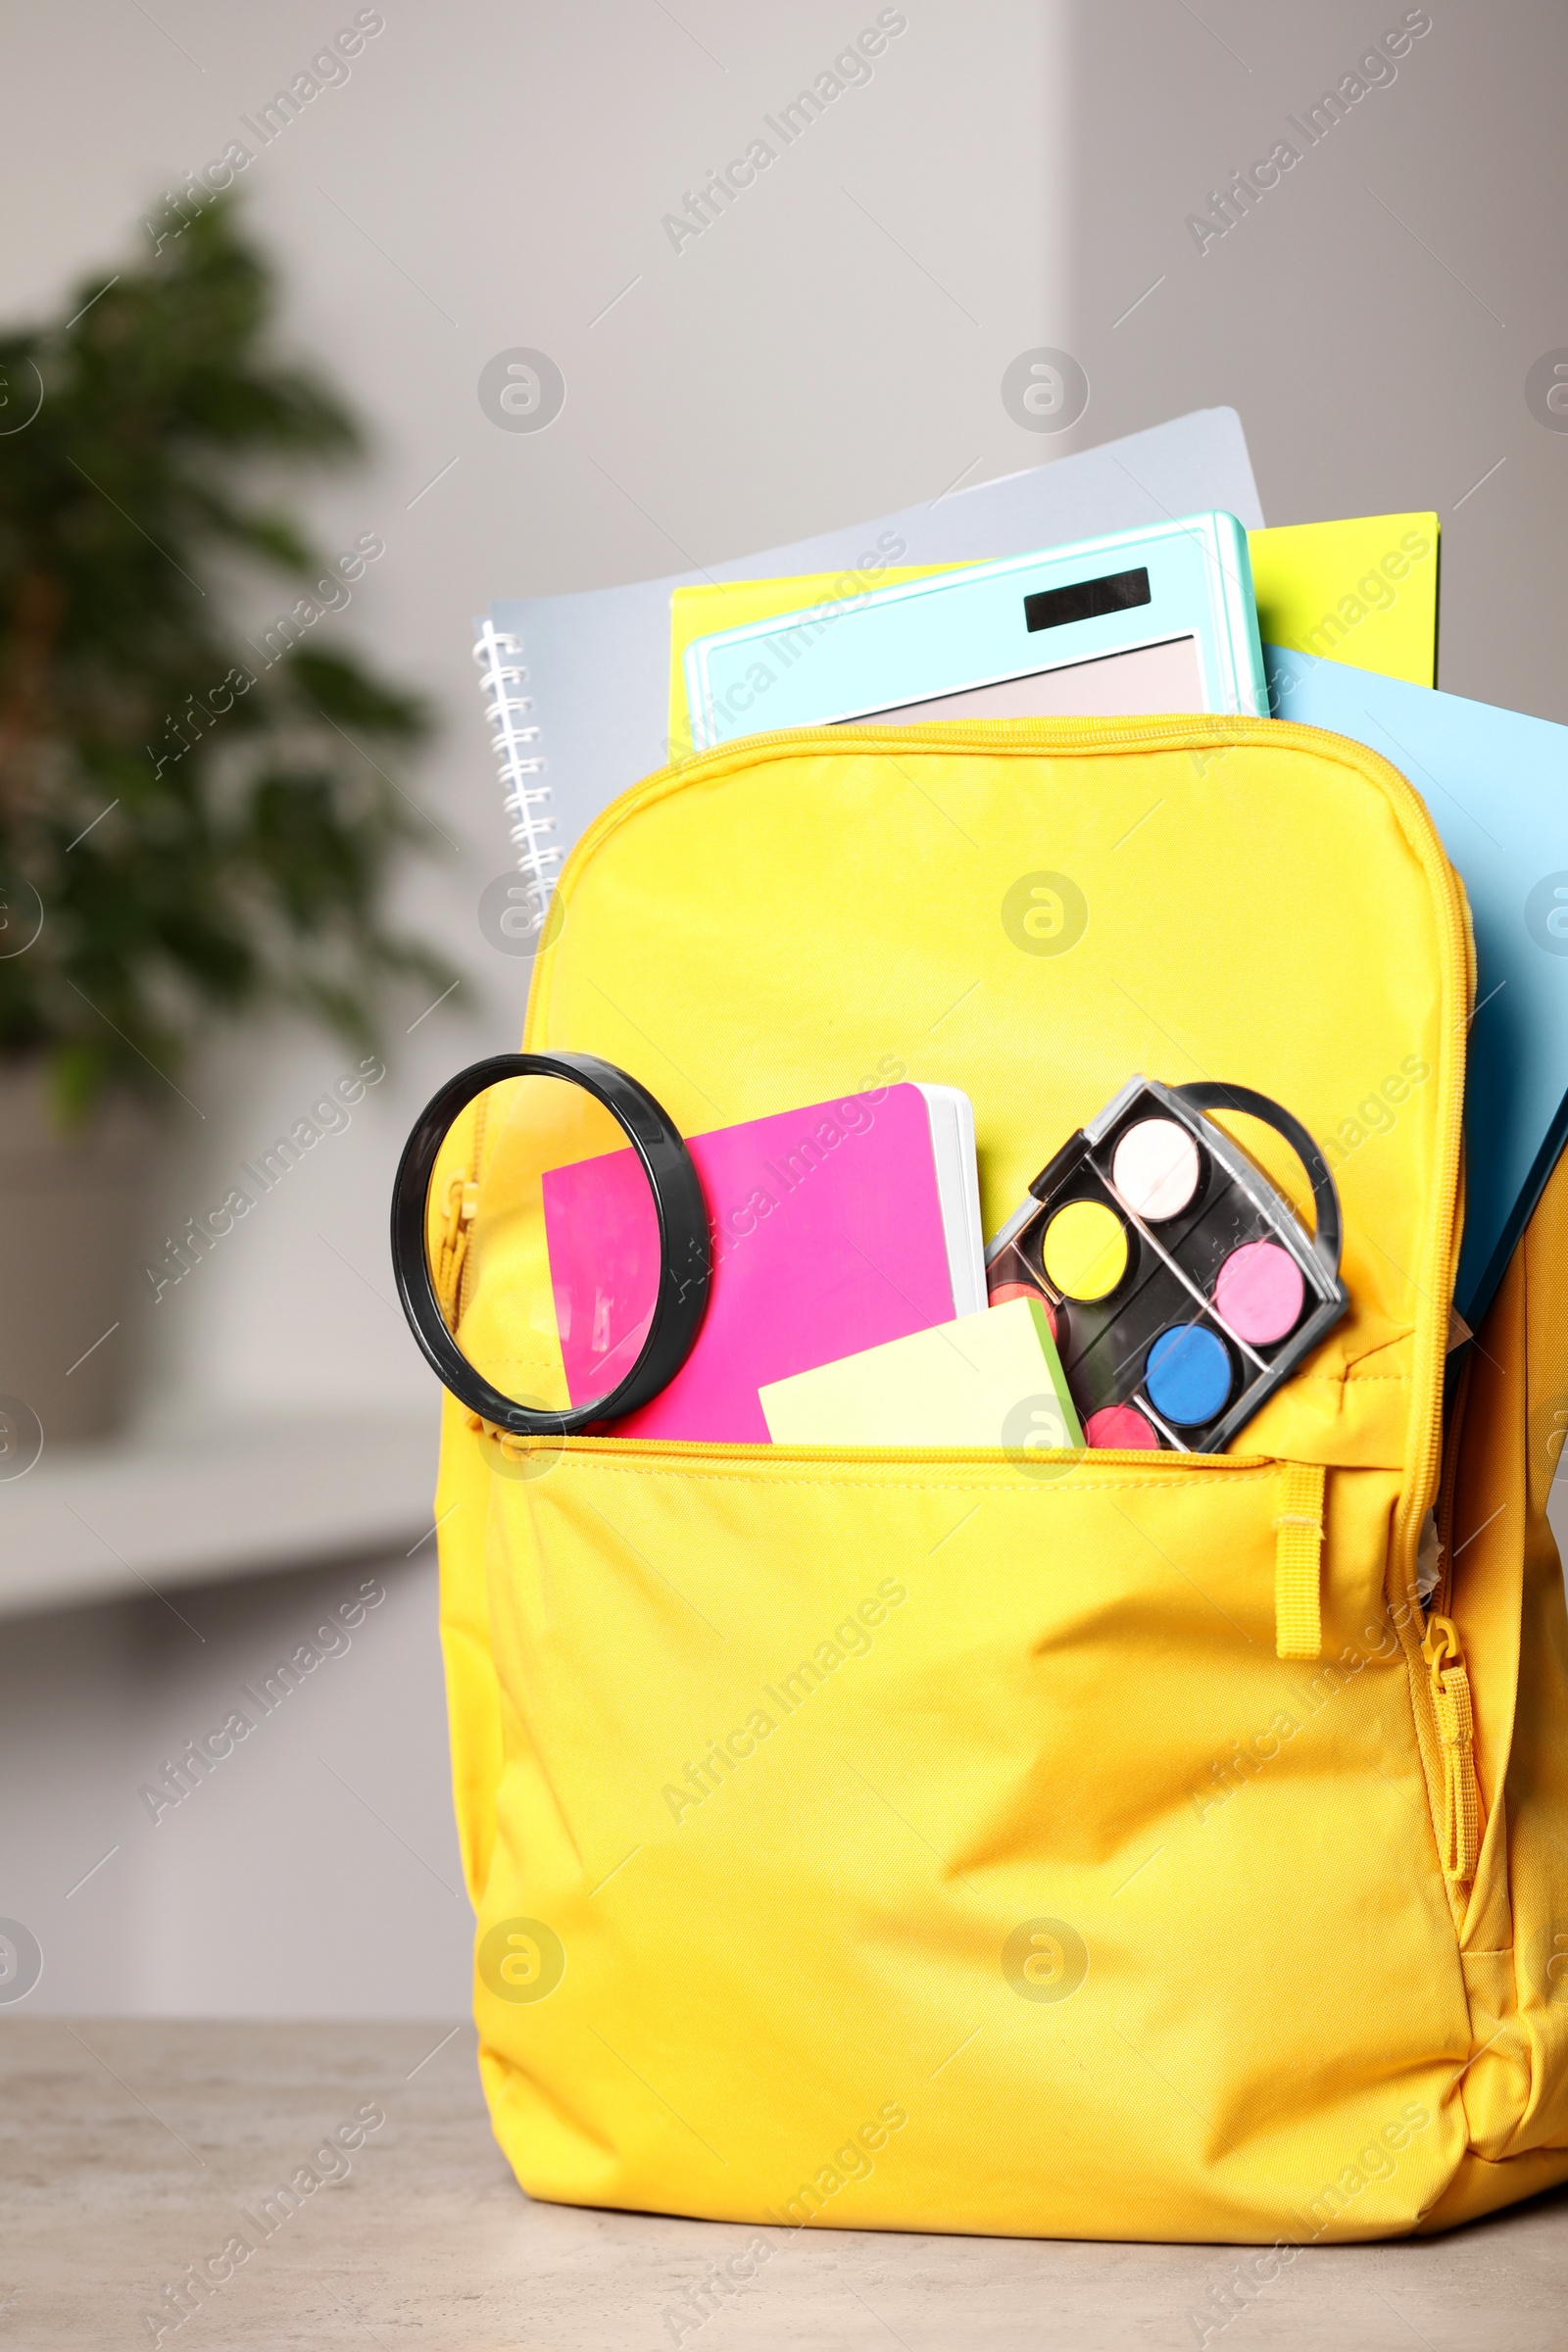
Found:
[0,1411,440,1618]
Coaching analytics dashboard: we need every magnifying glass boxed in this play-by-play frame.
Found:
[390,1053,711,1437]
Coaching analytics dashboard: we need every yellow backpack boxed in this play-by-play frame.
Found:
[433,716,1568,2242]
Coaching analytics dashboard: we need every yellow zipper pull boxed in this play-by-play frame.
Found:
[1421,1614,1480,1883]
[436,1174,480,1329]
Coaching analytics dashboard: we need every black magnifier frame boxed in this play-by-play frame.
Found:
[390,1051,711,1438]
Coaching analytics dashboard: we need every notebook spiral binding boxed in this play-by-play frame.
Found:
[472,617,561,904]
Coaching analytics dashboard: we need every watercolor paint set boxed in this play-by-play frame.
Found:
[984,1076,1348,1452]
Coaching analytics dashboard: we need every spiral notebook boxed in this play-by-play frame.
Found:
[472,407,1264,904]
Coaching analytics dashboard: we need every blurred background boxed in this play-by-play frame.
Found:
[1,0,1564,2015]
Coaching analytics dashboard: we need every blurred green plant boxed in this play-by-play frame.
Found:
[0,195,452,1121]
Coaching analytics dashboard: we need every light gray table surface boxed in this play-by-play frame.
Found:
[4,2020,1565,2350]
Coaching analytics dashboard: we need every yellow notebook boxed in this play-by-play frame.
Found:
[759,1296,1083,1452]
[1249,514,1438,688]
[665,514,1440,760]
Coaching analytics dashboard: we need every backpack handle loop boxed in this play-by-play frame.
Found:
[1174,1082,1344,1284]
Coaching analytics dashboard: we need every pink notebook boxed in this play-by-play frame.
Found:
[541,1084,984,1443]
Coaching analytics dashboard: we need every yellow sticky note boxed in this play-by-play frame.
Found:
[1247,513,1440,687]
[760,1297,1083,1452]
[665,513,1442,754]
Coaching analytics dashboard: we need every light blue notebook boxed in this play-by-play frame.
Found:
[1265,645,1568,1330]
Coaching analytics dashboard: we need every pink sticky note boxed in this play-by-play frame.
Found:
[541,1086,956,1443]
[539,1142,662,1405]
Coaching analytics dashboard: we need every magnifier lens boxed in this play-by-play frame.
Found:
[423,1070,665,1420]
[395,1049,709,1437]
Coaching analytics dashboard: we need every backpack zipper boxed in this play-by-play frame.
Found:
[454,1091,491,1329]
[1431,1347,1473,1620]
[1419,1329,1485,1887]
[507,1434,1270,1472]
[435,1174,480,1330]
[1420,1612,1481,1882]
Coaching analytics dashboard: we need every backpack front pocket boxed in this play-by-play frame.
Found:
[471,1438,1471,2242]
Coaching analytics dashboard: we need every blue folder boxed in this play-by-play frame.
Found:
[1264,645,1568,1330]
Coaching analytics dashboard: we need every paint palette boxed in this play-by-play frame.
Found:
[985,1076,1348,1452]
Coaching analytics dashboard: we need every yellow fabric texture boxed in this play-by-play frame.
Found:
[434,715,1568,2240]
[1273,1460,1326,1660]
[663,514,1441,760]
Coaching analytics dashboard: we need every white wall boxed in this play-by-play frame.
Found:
[1065,0,1568,723]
